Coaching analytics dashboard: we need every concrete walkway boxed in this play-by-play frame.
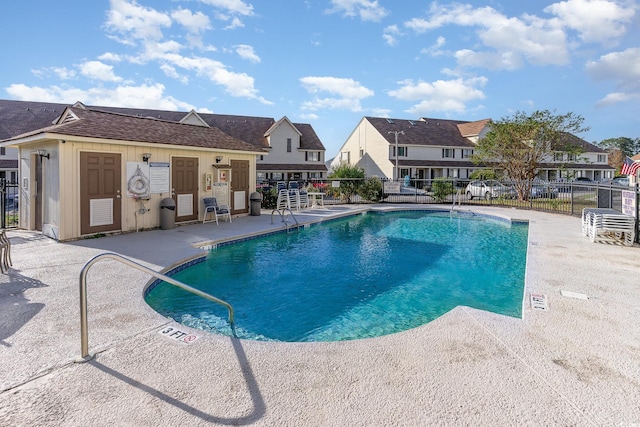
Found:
[0,205,639,426]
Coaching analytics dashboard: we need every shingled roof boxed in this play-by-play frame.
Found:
[365,117,477,148]
[200,114,273,149]
[6,107,265,153]
[456,119,490,137]
[0,99,68,140]
[0,100,326,152]
[556,132,606,153]
[294,123,325,150]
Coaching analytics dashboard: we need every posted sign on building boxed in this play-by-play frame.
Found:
[621,190,636,217]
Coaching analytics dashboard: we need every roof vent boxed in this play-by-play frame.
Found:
[60,110,79,124]
[409,120,416,126]
[386,118,394,124]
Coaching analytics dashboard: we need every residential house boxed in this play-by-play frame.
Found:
[205,115,328,185]
[1,104,264,241]
[332,116,614,182]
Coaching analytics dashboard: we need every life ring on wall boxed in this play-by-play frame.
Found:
[128,165,150,196]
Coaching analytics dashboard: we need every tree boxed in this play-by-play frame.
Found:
[472,110,589,200]
[595,137,640,173]
[328,163,365,203]
[596,137,640,158]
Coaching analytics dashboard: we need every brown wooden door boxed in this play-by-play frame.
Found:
[172,157,198,222]
[80,152,122,235]
[231,160,249,214]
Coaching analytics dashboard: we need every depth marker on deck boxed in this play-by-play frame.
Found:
[158,325,200,344]
[530,293,548,311]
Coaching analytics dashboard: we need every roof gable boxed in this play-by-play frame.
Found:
[56,108,79,125]
[456,119,490,137]
[264,116,302,137]
[179,110,210,127]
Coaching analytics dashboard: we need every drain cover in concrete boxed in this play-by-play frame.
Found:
[560,290,588,300]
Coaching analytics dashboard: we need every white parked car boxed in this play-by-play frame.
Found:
[465,180,515,200]
[611,177,629,187]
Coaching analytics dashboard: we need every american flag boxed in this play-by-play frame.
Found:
[620,156,640,176]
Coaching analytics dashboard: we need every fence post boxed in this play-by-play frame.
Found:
[0,179,5,229]
[634,180,640,242]
[570,184,574,216]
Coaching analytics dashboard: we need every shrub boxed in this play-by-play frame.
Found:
[431,178,454,202]
[258,187,278,210]
[470,169,498,180]
[358,177,383,202]
[328,163,365,203]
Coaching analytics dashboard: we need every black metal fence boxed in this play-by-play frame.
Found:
[261,177,639,225]
[0,179,19,229]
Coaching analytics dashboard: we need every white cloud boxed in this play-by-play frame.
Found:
[31,69,46,79]
[52,67,77,80]
[299,113,319,120]
[300,76,374,112]
[171,8,211,33]
[98,52,124,62]
[370,108,391,117]
[544,0,635,44]
[224,16,244,30]
[595,92,640,106]
[79,61,123,82]
[160,64,189,84]
[106,0,172,43]
[586,47,640,106]
[403,3,572,69]
[234,44,261,63]
[198,0,254,17]
[159,53,271,104]
[327,0,388,22]
[421,36,446,57]
[402,1,637,73]
[388,77,487,115]
[5,82,196,111]
[586,47,640,85]
[383,25,401,46]
[101,0,267,104]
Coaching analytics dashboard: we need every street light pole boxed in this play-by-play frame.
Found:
[388,130,404,181]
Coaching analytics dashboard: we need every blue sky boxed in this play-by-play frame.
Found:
[1,0,639,157]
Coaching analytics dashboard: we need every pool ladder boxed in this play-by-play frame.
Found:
[270,207,300,233]
[450,189,462,216]
[77,252,234,362]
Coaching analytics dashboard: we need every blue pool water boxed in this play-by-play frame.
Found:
[145,211,529,342]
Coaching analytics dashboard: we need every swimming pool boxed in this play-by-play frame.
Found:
[145,210,529,342]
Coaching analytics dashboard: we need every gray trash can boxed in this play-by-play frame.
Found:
[249,192,262,216]
[159,197,176,229]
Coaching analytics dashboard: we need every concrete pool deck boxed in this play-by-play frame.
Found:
[0,205,639,426]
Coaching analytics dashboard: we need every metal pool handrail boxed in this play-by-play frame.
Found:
[77,252,234,362]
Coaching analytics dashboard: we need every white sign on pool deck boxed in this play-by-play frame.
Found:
[158,326,200,344]
[530,293,548,311]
